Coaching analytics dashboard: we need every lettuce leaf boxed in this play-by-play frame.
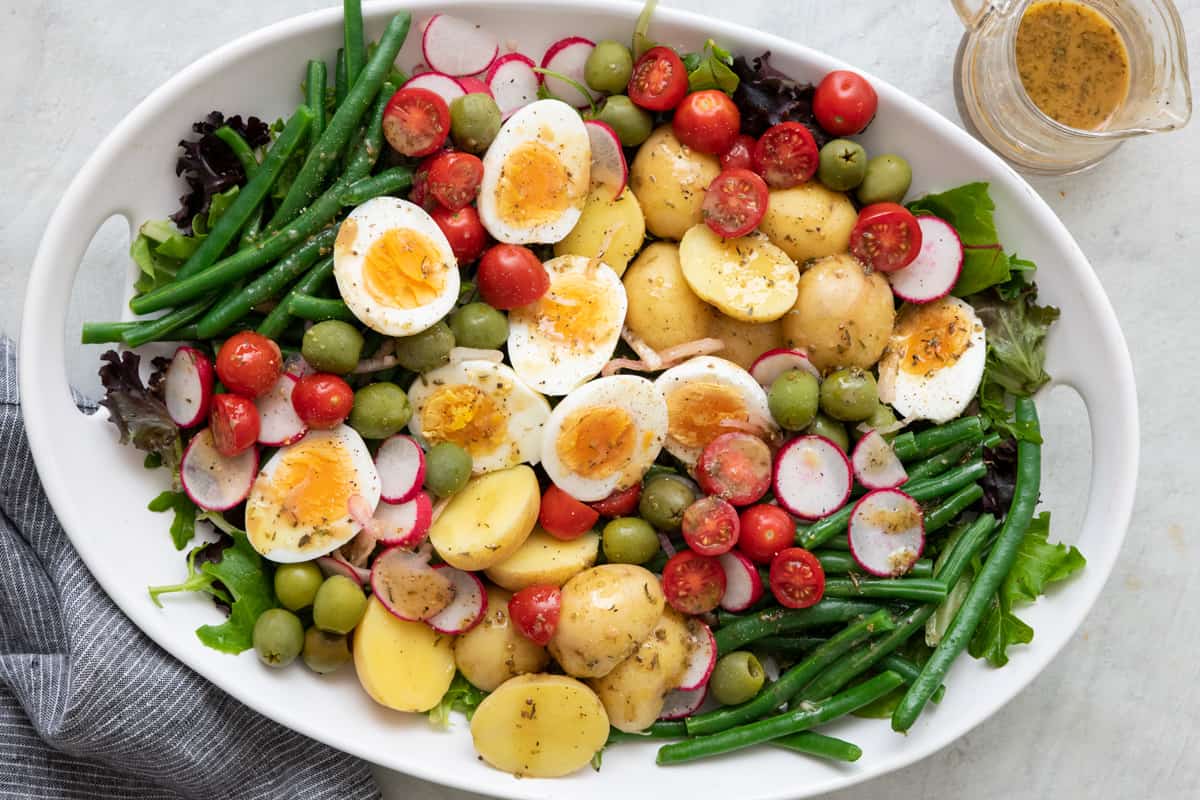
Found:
[908,182,1020,296]
[171,111,269,232]
[970,283,1061,396]
[730,53,828,144]
[98,351,182,475]
[428,673,488,729]
[131,186,240,294]
[682,40,739,94]
[147,490,196,550]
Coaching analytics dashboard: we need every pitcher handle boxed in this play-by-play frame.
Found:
[952,0,1007,28]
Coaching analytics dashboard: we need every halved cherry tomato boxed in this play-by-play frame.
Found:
[695,432,772,506]
[682,496,740,556]
[702,168,770,238]
[210,394,260,457]
[409,153,442,211]
[431,205,488,263]
[813,70,878,137]
[769,547,825,609]
[215,331,282,398]
[753,122,819,188]
[738,504,795,565]
[382,87,451,157]
[427,151,485,211]
[849,202,922,272]
[291,373,354,429]
[628,46,689,111]
[672,90,741,155]
[589,483,642,517]
[538,485,600,540]
[508,585,562,646]
[720,134,757,171]
[477,244,549,309]
[662,551,727,614]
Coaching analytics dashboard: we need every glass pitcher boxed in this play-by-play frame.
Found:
[955,0,1191,175]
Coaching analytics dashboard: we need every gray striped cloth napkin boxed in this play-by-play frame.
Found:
[0,338,381,799]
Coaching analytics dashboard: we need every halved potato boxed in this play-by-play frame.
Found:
[589,608,691,732]
[549,564,665,678]
[454,585,549,691]
[553,186,646,276]
[759,182,858,263]
[629,125,720,241]
[679,224,799,323]
[353,596,456,712]
[623,242,714,351]
[485,528,600,591]
[706,311,785,371]
[429,465,540,571]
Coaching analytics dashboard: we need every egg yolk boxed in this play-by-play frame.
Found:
[666,382,749,449]
[362,228,445,309]
[420,384,508,457]
[532,274,613,347]
[556,406,636,479]
[894,300,975,377]
[246,440,357,550]
[496,141,571,226]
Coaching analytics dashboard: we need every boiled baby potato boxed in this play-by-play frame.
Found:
[589,609,691,732]
[485,528,600,591]
[470,674,610,778]
[623,242,714,351]
[553,186,646,276]
[679,224,800,323]
[454,585,549,691]
[706,311,785,371]
[782,253,896,372]
[549,564,665,678]
[429,465,539,571]
[353,596,456,712]
[629,125,720,240]
[759,182,858,263]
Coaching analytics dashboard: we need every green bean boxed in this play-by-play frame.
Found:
[902,437,980,484]
[879,654,945,703]
[120,295,215,348]
[344,83,400,182]
[341,167,415,205]
[656,671,903,765]
[892,398,1041,732]
[290,293,355,323]
[714,600,881,655]
[923,483,984,534]
[270,13,411,229]
[751,636,826,656]
[822,577,947,604]
[81,321,135,344]
[688,610,893,736]
[815,552,933,578]
[214,126,260,177]
[257,257,334,339]
[306,59,328,147]
[343,0,366,88]
[239,206,263,250]
[891,416,984,461]
[606,721,686,743]
[770,731,862,762]
[335,48,348,106]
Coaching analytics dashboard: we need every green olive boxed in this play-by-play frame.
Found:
[590,95,653,147]
[768,369,820,431]
[450,93,502,154]
[302,626,352,674]
[301,320,364,375]
[424,441,473,497]
[394,320,456,372]
[602,517,660,564]
[710,651,765,706]
[348,381,411,439]
[817,139,868,192]
[853,403,899,441]
[273,561,324,611]
[638,476,696,532]
[585,40,635,94]
[312,575,368,635]
[253,608,304,667]
[819,368,879,422]
[448,302,509,350]
[857,154,913,205]
[807,412,850,453]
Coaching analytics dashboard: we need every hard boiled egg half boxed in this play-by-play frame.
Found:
[245,425,380,563]
[477,99,591,244]
[334,197,459,337]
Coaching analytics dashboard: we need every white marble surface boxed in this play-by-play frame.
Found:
[3,0,1198,798]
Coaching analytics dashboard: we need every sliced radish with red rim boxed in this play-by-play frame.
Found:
[421,14,499,77]
[376,435,426,504]
[717,550,764,612]
[659,685,708,720]
[749,348,820,388]
[539,37,595,108]
[370,546,455,622]
[372,492,433,548]
[486,53,539,119]
[456,75,493,97]
[317,554,370,585]
[583,119,628,199]
[848,489,925,577]
[164,346,214,428]
[772,435,852,520]
[678,618,717,691]
[402,72,467,107]
[851,430,907,489]
[180,428,257,511]
[254,373,307,446]
[426,565,488,634]
[887,216,964,304]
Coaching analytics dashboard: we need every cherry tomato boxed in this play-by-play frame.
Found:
[209,394,259,457]
[382,87,451,157]
[409,153,442,211]
[753,122,819,189]
[628,46,689,111]
[682,496,740,557]
[430,205,488,264]
[539,485,600,540]
[662,551,726,615]
[702,168,770,238]
[508,585,562,646]
[291,373,354,429]
[849,202,923,272]
[769,547,825,609]
[216,331,282,398]
[477,244,549,309]
[589,483,642,517]
[427,151,485,211]
[813,70,878,137]
[738,504,795,565]
[695,432,772,506]
[720,134,757,171]
[672,90,741,155]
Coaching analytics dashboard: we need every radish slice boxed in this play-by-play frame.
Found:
[456,75,493,97]
[317,554,370,585]
[539,37,595,108]
[848,489,925,577]
[180,428,257,511]
[851,430,907,490]
[376,435,426,504]
[486,53,539,119]
[370,546,455,621]
[421,14,499,77]
[584,119,628,199]
[372,492,434,547]
[659,685,708,720]
[164,346,214,428]
[773,435,852,520]
[888,216,964,303]
[254,373,307,447]
[426,565,488,634]
[678,619,717,691]
[402,72,467,107]
[749,348,820,388]
[718,550,764,612]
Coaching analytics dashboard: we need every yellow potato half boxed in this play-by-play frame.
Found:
[454,585,549,691]
[679,224,799,323]
[623,242,715,352]
[553,186,646,276]
[549,564,665,678]
[589,609,691,732]
[429,465,540,571]
[705,311,785,371]
[484,528,600,591]
[759,182,858,264]
[353,596,456,712]
[629,125,720,241]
